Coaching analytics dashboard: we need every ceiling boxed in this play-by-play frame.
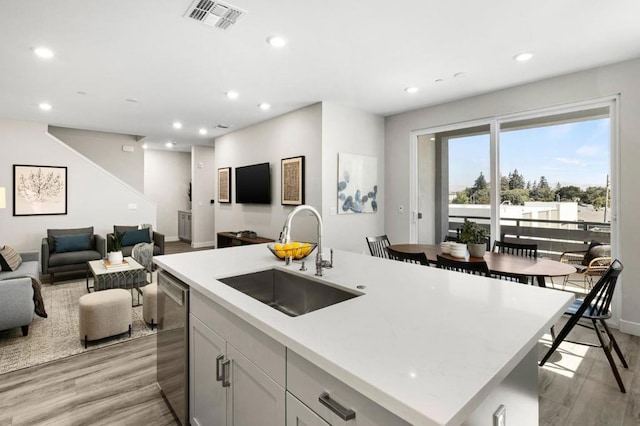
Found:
[1,0,639,152]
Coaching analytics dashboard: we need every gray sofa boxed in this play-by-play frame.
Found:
[0,252,39,336]
[42,227,106,284]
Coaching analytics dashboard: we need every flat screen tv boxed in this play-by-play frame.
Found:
[235,162,271,204]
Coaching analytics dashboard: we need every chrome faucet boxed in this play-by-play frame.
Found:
[280,205,332,276]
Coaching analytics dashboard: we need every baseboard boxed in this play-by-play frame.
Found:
[619,319,640,337]
[192,241,216,249]
[165,236,180,242]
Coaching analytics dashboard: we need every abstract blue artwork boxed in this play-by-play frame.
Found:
[337,153,378,214]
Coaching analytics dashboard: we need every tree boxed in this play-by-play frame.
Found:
[451,191,469,204]
[556,185,582,202]
[501,188,529,205]
[473,172,487,191]
[508,169,525,190]
[500,175,509,192]
[538,176,550,188]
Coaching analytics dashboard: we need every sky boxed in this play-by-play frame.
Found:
[448,118,610,192]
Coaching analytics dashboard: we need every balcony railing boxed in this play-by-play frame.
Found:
[448,215,610,260]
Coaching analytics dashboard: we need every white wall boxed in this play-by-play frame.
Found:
[0,118,156,253]
[192,145,216,248]
[49,126,145,192]
[144,149,191,240]
[214,104,323,244]
[321,102,385,254]
[385,57,640,335]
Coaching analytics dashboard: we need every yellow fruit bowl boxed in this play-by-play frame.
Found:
[267,242,317,261]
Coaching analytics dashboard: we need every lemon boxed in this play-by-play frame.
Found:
[275,249,286,259]
[273,243,283,250]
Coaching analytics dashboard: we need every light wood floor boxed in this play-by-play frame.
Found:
[0,334,178,426]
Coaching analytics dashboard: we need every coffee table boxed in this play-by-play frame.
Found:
[86,257,146,306]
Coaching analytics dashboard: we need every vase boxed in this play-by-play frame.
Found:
[467,243,486,258]
[108,251,123,264]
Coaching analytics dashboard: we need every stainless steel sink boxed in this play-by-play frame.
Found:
[218,269,360,317]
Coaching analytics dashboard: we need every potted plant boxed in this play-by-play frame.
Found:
[108,232,125,264]
[460,219,488,257]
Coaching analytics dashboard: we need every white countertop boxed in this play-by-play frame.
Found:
[154,244,573,426]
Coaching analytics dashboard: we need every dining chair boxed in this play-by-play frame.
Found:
[386,247,429,266]
[492,240,538,283]
[492,240,538,258]
[436,255,490,277]
[539,260,627,392]
[560,241,611,290]
[366,235,391,259]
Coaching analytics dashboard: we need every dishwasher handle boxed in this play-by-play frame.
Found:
[159,273,187,306]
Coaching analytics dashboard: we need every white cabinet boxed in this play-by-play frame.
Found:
[286,392,330,426]
[227,344,285,426]
[287,350,411,426]
[189,315,226,426]
[190,290,285,426]
[178,211,191,242]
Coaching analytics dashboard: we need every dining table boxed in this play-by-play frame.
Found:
[387,243,577,288]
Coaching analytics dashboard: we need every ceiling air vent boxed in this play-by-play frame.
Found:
[184,0,247,30]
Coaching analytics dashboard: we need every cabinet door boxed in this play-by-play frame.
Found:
[227,344,285,426]
[185,214,192,240]
[178,213,185,239]
[286,392,330,426]
[190,315,227,426]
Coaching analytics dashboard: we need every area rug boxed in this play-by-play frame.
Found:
[0,277,156,375]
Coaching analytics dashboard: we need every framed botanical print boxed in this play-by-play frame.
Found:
[281,156,304,205]
[13,164,67,216]
[218,167,231,203]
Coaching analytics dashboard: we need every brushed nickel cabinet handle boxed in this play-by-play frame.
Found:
[216,354,224,382]
[318,392,356,421]
[222,359,231,387]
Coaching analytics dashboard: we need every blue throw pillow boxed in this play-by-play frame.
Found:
[121,228,152,247]
[54,233,92,253]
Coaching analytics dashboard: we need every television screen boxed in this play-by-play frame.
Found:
[235,162,271,204]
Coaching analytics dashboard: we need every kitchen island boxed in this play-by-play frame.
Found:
[154,244,573,425]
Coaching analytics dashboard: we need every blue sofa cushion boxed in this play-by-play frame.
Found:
[0,245,23,271]
[120,229,152,247]
[54,233,92,253]
[48,227,95,253]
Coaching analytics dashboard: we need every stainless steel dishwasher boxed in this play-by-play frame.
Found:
[157,270,189,426]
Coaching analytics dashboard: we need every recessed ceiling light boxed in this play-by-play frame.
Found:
[226,91,239,99]
[259,103,271,110]
[173,121,182,129]
[453,72,466,78]
[266,36,287,48]
[216,124,230,129]
[34,47,54,59]
[199,128,208,135]
[430,137,435,141]
[77,91,87,95]
[434,78,444,83]
[38,103,52,111]
[126,98,139,103]
[514,52,533,62]
[142,143,148,149]
[404,87,418,94]
[165,141,175,148]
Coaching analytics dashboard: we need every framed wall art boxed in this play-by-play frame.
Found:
[218,167,231,203]
[337,153,378,214]
[281,156,305,205]
[13,164,67,216]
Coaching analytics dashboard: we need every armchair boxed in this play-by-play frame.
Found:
[42,227,106,284]
[107,225,165,257]
[560,241,611,290]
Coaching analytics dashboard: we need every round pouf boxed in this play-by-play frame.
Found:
[79,289,132,348]
[142,283,158,329]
